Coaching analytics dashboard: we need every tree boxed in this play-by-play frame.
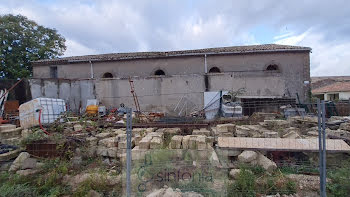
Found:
[0,14,66,79]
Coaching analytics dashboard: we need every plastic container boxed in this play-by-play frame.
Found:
[19,98,66,129]
[86,105,98,115]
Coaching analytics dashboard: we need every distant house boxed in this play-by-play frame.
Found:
[312,79,350,101]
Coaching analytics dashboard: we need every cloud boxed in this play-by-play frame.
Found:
[0,0,350,76]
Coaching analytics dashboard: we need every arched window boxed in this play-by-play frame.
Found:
[154,69,165,76]
[209,67,221,73]
[266,64,278,71]
[102,72,113,78]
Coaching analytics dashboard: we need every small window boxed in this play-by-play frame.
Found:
[50,66,57,78]
[154,69,165,76]
[209,67,221,73]
[266,64,278,71]
[102,72,113,78]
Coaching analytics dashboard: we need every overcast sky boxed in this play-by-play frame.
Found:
[1,0,350,76]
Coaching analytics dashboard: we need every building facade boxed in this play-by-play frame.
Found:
[30,44,311,115]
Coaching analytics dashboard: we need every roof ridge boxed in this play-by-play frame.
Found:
[32,44,311,66]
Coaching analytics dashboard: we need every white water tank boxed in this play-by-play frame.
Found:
[19,98,66,129]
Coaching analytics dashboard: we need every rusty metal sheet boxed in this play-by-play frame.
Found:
[218,137,350,152]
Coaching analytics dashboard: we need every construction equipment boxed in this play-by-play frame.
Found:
[128,77,141,113]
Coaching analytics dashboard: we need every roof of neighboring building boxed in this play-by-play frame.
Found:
[311,76,350,83]
[32,44,311,66]
[312,81,350,94]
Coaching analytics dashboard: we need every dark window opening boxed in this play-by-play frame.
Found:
[154,69,165,76]
[209,67,221,73]
[102,72,113,78]
[50,66,57,78]
[266,64,278,71]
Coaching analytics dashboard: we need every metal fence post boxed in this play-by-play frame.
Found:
[317,99,324,196]
[126,108,132,197]
[321,101,327,197]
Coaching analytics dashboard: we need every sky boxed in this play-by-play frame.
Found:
[1,0,350,76]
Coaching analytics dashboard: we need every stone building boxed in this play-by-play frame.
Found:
[30,44,311,115]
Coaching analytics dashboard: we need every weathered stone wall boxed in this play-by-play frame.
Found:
[32,51,310,102]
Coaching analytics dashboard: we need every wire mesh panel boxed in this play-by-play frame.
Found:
[121,149,228,196]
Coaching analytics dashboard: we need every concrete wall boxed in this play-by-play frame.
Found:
[29,72,288,114]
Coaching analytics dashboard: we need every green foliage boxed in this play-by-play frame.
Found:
[20,130,48,146]
[327,160,350,197]
[227,169,256,197]
[0,14,66,79]
[72,174,110,197]
[258,172,297,195]
[0,183,38,197]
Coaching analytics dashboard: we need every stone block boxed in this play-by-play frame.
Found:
[192,128,211,136]
[170,135,183,149]
[216,124,236,134]
[189,136,197,150]
[99,137,117,147]
[196,135,207,150]
[95,132,112,139]
[139,136,152,149]
[134,134,142,146]
[116,134,127,142]
[339,123,350,131]
[237,150,257,163]
[257,153,277,172]
[86,137,98,146]
[264,131,278,138]
[73,124,83,131]
[21,158,37,170]
[182,135,190,149]
[9,152,30,172]
[150,137,163,149]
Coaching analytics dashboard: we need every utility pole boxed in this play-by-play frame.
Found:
[126,107,132,197]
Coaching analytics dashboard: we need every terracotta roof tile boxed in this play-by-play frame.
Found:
[312,81,350,94]
[32,44,311,66]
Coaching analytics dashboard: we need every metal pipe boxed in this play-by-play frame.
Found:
[89,61,94,78]
[126,107,132,197]
[204,54,208,73]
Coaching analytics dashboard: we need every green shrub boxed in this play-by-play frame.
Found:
[227,169,256,197]
[327,160,350,197]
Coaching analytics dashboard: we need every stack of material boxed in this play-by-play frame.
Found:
[0,89,9,117]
